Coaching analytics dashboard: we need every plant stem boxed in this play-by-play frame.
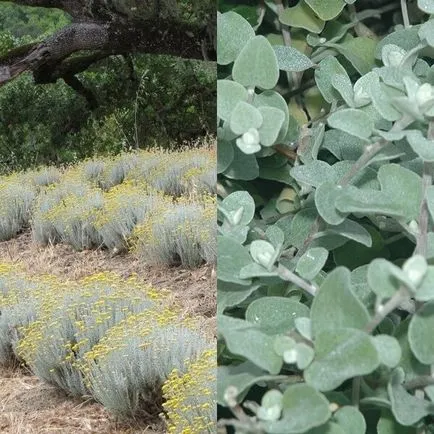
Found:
[401,0,410,28]
[365,286,410,334]
[338,139,388,186]
[277,263,318,297]
[352,376,361,408]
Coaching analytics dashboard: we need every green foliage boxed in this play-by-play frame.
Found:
[217,0,434,432]
[0,4,216,173]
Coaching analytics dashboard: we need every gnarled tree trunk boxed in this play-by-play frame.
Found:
[0,0,215,106]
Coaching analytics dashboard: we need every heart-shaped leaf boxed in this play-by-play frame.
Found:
[262,383,331,433]
[217,11,255,65]
[233,36,280,89]
[311,267,371,336]
[305,327,380,391]
[408,301,434,364]
[218,315,283,374]
[274,45,315,72]
[296,247,329,280]
[245,297,310,334]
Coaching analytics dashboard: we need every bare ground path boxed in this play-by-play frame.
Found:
[0,231,216,433]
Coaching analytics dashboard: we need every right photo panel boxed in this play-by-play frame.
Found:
[217,0,434,432]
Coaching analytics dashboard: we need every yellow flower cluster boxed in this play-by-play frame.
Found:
[162,348,217,434]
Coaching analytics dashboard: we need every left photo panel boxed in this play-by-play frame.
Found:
[0,1,216,433]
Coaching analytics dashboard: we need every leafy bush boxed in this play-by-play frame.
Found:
[84,323,208,417]
[17,272,158,396]
[0,175,36,241]
[0,265,215,429]
[32,182,103,250]
[133,197,217,268]
[94,182,168,251]
[217,1,434,432]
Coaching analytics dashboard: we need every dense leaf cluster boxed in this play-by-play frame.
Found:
[217,0,434,432]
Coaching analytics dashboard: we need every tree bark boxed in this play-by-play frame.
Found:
[0,0,215,106]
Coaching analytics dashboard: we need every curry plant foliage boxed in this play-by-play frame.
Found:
[218,0,434,432]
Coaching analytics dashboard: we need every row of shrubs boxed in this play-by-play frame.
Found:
[0,148,217,268]
[0,263,216,432]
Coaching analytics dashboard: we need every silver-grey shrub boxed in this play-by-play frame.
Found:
[0,178,36,241]
[85,325,208,417]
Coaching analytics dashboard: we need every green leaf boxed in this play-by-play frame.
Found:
[250,240,276,269]
[419,18,434,46]
[262,383,331,433]
[218,281,259,315]
[296,247,329,280]
[246,297,310,334]
[306,423,346,434]
[254,90,290,143]
[333,406,367,434]
[217,140,234,173]
[377,411,417,434]
[258,389,283,421]
[240,262,279,279]
[324,219,372,247]
[331,73,355,107]
[406,130,434,162]
[288,208,318,249]
[274,45,315,72]
[218,315,283,374]
[373,335,402,368]
[327,37,377,75]
[217,236,252,285]
[409,301,434,364]
[224,146,259,180]
[217,362,284,405]
[315,56,349,104]
[257,107,285,147]
[322,129,366,160]
[290,160,335,188]
[295,342,315,369]
[315,182,348,225]
[328,109,374,140]
[311,267,370,336]
[336,164,422,221]
[305,0,346,20]
[221,191,256,226]
[217,11,255,65]
[232,36,280,90]
[279,1,325,34]
[217,80,248,122]
[367,258,403,301]
[395,317,430,381]
[305,327,380,391]
[388,369,432,426]
[418,0,434,13]
[375,27,421,59]
[230,101,263,135]
[415,266,434,301]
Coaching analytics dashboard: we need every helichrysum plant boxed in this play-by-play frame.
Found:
[217,0,434,432]
[0,266,215,431]
[0,175,35,241]
[133,198,217,268]
[162,347,217,434]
